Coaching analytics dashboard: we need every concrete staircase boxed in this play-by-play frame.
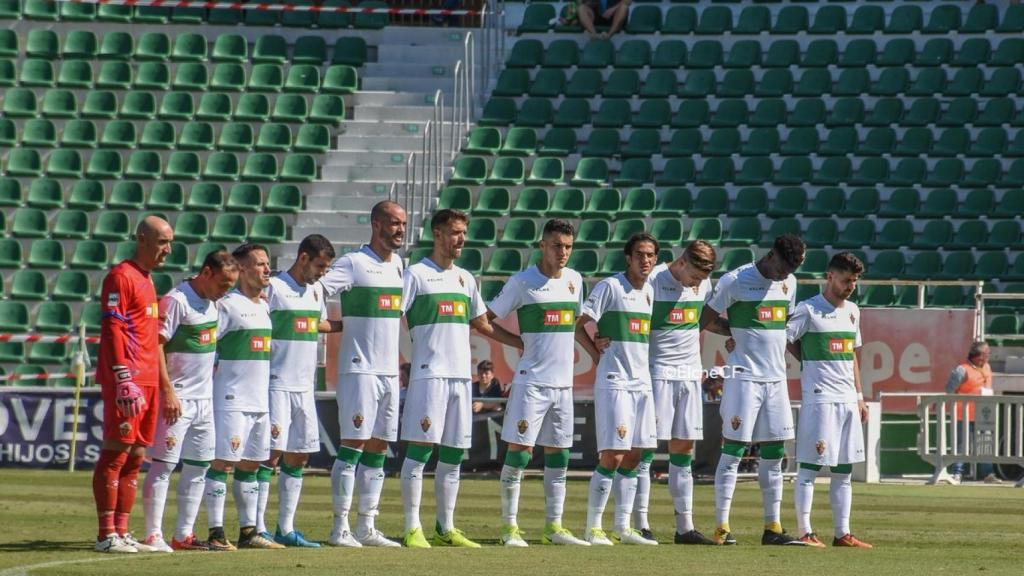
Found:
[276,27,487,260]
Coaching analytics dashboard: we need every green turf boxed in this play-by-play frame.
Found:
[0,469,1021,575]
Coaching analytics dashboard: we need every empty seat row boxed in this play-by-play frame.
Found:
[0,178,302,213]
[1,88,345,125]
[507,37,1024,70]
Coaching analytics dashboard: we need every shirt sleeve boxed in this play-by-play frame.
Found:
[318,283,328,322]
[101,270,139,368]
[159,293,184,343]
[702,278,714,304]
[401,268,417,315]
[787,276,798,313]
[468,273,487,320]
[853,305,863,348]
[487,276,521,319]
[786,301,810,343]
[946,366,967,394]
[706,272,734,314]
[581,278,611,322]
[216,300,234,344]
[319,255,354,298]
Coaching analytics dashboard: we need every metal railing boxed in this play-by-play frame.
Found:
[917,394,1024,486]
[978,291,1024,342]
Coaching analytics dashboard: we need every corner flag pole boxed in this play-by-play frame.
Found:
[69,322,87,473]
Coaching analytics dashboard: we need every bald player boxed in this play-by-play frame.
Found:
[93,216,174,553]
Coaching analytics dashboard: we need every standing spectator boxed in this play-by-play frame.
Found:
[578,0,631,39]
[472,360,504,413]
[945,341,1000,484]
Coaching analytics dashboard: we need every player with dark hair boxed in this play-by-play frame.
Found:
[789,252,872,549]
[142,251,238,552]
[576,232,659,546]
[260,235,342,547]
[702,233,807,546]
[319,201,407,548]
[93,216,174,553]
[488,218,589,547]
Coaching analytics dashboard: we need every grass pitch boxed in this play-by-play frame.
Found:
[0,469,1021,575]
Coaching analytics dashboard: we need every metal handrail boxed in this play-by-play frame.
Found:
[977,291,1024,342]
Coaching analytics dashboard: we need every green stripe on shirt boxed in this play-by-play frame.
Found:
[164,320,218,354]
[800,331,857,362]
[597,311,651,343]
[405,292,472,329]
[651,300,701,331]
[217,328,272,361]
[727,299,790,330]
[340,286,404,318]
[517,302,578,333]
[270,309,321,341]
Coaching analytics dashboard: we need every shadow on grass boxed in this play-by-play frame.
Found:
[0,541,94,554]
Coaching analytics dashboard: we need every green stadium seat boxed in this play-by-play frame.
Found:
[571,158,609,187]
[552,99,588,128]
[71,240,110,270]
[50,210,88,239]
[472,187,509,217]
[316,0,352,28]
[511,187,549,217]
[22,118,56,148]
[864,251,905,280]
[171,6,205,24]
[135,32,171,61]
[983,221,1022,250]
[576,220,610,249]
[527,157,564,185]
[663,129,701,157]
[170,33,207,63]
[519,4,555,33]
[485,248,523,276]
[602,70,639,99]
[139,121,176,150]
[174,213,210,243]
[534,128,574,157]
[248,63,284,93]
[582,187,621,220]
[210,213,248,243]
[969,129,1007,158]
[211,34,247,63]
[119,92,156,120]
[322,65,359,94]
[618,187,655,218]
[93,211,131,241]
[656,158,696,187]
[794,249,827,280]
[454,248,482,276]
[159,92,195,121]
[437,187,471,212]
[0,301,29,333]
[833,219,874,249]
[801,219,836,249]
[582,129,620,157]
[25,29,57,60]
[203,152,241,181]
[59,0,97,20]
[626,6,661,34]
[96,121,134,150]
[294,124,328,154]
[608,219,646,248]
[38,89,75,119]
[0,177,20,207]
[5,149,42,177]
[981,68,1021,97]
[10,269,46,300]
[449,157,486,185]
[232,94,269,122]
[98,31,133,60]
[464,127,501,155]
[124,150,161,180]
[481,159,523,186]
[873,220,915,249]
[285,64,321,94]
[465,219,497,248]
[265,184,301,214]
[45,149,83,178]
[26,177,61,208]
[280,154,315,183]
[208,63,245,92]
[283,0,317,28]
[479,99,515,127]
[186,182,223,212]
[224,184,262,213]
[173,63,209,91]
[542,39,578,69]
[689,187,727,218]
[936,252,975,281]
[107,182,144,210]
[498,218,539,248]
[96,61,131,89]
[218,123,255,152]
[508,39,542,68]
[177,122,214,152]
[722,217,762,247]
[528,69,564,98]
[52,270,90,301]
[614,159,653,188]
[28,239,64,269]
[548,187,585,218]
[616,40,651,68]
[68,180,104,211]
[686,217,722,245]
[78,91,115,120]
[842,188,880,218]
[564,69,601,98]
[134,5,171,23]
[592,100,630,130]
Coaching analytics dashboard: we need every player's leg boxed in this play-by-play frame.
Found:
[714,378,758,544]
[754,381,802,546]
[330,374,375,546]
[586,387,626,545]
[399,378,444,548]
[94,384,136,552]
[171,400,223,551]
[111,386,159,550]
[497,384,545,547]
[794,401,827,547]
[141,400,188,552]
[832,403,872,548]
[433,378,479,548]
[233,409,281,549]
[635,379,673,539]
[261,389,289,536]
[354,375,400,546]
[612,389,658,545]
[669,380,713,544]
[274,391,320,547]
[538,388,588,546]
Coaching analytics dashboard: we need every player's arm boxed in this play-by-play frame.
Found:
[854,353,868,423]
[787,340,802,362]
[472,312,524,350]
[574,313,603,364]
[699,305,731,336]
[157,337,182,425]
[319,319,343,333]
[103,273,150,417]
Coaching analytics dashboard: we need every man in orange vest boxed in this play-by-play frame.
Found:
[944,341,1000,484]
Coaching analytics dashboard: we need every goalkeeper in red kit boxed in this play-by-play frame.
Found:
[92,216,176,553]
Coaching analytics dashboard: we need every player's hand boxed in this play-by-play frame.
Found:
[113,365,146,418]
[858,399,869,423]
[725,338,736,353]
[594,335,611,352]
[472,401,483,413]
[162,388,182,425]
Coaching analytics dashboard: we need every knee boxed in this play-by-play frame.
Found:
[619,0,632,11]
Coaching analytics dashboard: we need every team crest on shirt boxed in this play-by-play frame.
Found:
[230,436,241,453]
[616,424,628,440]
[815,440,826,455]
[353,413,364,429]
[517,419,529,434]
[164,435,177,451]
[119,422,132,437]
[781,283,789,295]
[646,294,651,306]
[692,285,700,295]
[730,416,742,431]
[271,423,281,439]
[850,313,856,326]
[568,282,575,295]
[458,276,465,287]
[420,416,432,432]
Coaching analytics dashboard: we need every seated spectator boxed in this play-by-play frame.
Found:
[472,360,504,413]
[578,0,631,39]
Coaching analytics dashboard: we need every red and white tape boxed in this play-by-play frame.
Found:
[59,0,483,17]
[0,370,95,382]
[0,334,100,344]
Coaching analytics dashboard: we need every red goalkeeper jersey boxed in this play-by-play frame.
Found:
[97,260,161,387]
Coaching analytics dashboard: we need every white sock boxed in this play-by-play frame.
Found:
[586,469,614,531]
[434,461,461,533]
[201,469,225,532]
[632,460,651,530]
[668,462,694,534]
[500,465,524,526]
[795,466,819,536]
[543,466,567,524]
[175,463,207,540]
[330,451,360,535]
[256,466,272,534]
[612,471,639,534]
[830,471,853,539]
[233,472,260,529]
[142,460,174,538]
[277,465,304,535]
[400,457,426,532]
[355,458,387,536]
[714,453,741,527]
[758,458,784,526]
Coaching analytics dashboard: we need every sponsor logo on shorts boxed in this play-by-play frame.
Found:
[164,435,177,451]
[378,294,402,311]
[668,308,698,324]
[353,413,364,429]
[230,436,241,453]
[437,301,467,317]
[543,309,575,326]
[616,424,628,440]
[250,336,271,352]
[119,421,132,437]
[816,440,826,455]
[420,416,432,432]
[828,338,856,354]
[757,306,787,322]
[293,316,319,334]
[517,419,529,434]
[270,423,281,439]
[628,318,651,335]
[730,415,742,431]
[199,327,217,345]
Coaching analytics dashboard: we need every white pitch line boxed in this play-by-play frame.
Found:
[0,555,140,576]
